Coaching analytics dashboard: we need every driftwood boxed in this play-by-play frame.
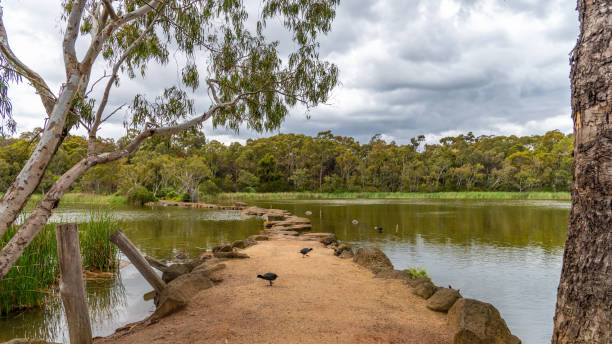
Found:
[110,230,166,293]
[56,223,93,344]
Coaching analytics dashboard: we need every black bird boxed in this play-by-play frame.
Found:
[334,248,342,256]
[322,239,334,247]
[300,247,313,257]
[257,272,278,286]
[374,226,383,233]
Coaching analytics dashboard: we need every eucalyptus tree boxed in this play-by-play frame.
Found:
[552,1,611,342]
[0,0,339,278]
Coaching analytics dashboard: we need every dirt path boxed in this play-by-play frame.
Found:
[98,240,452,344]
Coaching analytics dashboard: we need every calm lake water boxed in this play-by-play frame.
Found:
[0,199,569,343]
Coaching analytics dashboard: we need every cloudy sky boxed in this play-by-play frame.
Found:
[3,0,579,145]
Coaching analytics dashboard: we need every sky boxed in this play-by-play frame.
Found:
[2,0,579,145]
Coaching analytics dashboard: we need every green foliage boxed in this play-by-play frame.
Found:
[79,211,120,272]
[127,186,156,205]
[0,212,119,315]
[406,267,429,279]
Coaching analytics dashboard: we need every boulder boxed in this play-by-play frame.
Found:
[300,232,335,240]
[375,269,413,280]
[286,224,312,232]
[263,213,285,221]
[161,263,191,283]
[233,201,247,207]
[213,251,249,259]
[249,234,269,241]
[336,243,352,252]
[152,271,214,320]
[412,280,437,299]
[405,277,432,288]
[192,263,226,283]
[231,240,249,249]
[174,252,188,260]
[448,298,521,344]
[339,249,354,259]
[212,244,233,253]
[426,287,462,312]
[353,247,394,273]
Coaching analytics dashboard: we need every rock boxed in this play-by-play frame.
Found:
[305,210,312,215]
[412,280,437,299]
[263,213,285,221]
[213,251,250,259]
[352,247,394,273]
[405,277,432,287]
[336,243,352,252]
[212,244,233,253]
[249,234,269,241]
[448,298,521,344]
[231,240,248,249]
[145,255,168,272]
[375,269,413,280]
[152,271,214,320]
[233,201,247,207]
[427,287,462,312]
[192,263,226,283]
[286,224,312,232]
[301,232,335,239]
[339,249,354,259]
[161,263,191,283]
[174,252,188,260]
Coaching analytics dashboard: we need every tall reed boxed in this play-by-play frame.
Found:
[0,210,119,315]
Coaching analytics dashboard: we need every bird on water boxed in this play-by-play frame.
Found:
[374,226,383,233]
[300,247,313,257]
[257,272,278,286]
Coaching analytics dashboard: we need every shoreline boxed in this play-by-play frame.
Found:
[94,205,521,344]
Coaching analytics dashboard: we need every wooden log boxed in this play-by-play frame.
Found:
[145,255,169,272]
[55,223,93,344]
[110,230,166,293]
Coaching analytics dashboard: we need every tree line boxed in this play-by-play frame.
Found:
[0,129,573,201]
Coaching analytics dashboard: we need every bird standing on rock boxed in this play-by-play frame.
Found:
[300,247,313,257]
[257,272,278,286]
[322,239,334,247]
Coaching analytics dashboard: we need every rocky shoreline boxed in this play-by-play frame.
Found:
[108,205,521,344]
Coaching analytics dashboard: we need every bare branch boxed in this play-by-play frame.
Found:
[85,72,110,97]
[0,8,56,115]
[63,0,87,75]
[102,0,118,21]
[100,103,126,124]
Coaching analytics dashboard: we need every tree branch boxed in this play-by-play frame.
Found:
[101,0,118,21]
[0,8,56,115]
[63,0,87,75]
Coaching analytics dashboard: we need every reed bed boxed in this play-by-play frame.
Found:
[0,211,119,315]
[201,191,571,203]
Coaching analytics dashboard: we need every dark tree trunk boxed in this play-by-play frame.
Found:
[552,1,612,342]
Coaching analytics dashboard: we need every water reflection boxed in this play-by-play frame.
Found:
[0,200,569,344]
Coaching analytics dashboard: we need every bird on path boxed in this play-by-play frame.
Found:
[300,247,313,257]
[374,226,383,233]
[257,272,278,286]
[334,248,343,256]
[322,239,335,247]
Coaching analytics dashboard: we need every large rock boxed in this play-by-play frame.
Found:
[249,234,269,241]
[353,247,394,273]
[152,271,214,320]
[405,277,432,287]
[448,298,521,344]
[145,255,168,272]
[412,280,437,299]
[213,251,249,259]
[375,269,413,280]
[426,287,462,312]
[231,239,249,249]
[339,250,354,259]
[263,213,285,221]
[161,263,191,283]
[212,244,233,253]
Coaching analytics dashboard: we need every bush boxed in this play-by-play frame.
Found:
[127,186,156,205]
[406,267,429,279]
[180,192,192,202]
[200,180,221,195]
[157,187,178,199]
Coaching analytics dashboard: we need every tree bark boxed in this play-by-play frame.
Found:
[56,223,93,344]
[552,1,612,343]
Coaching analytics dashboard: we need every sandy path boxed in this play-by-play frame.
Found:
[98,240,452,344]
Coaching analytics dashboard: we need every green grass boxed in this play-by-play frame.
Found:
[200,191,570,203]
[406,267,429,279]
[0,211,120,315]
[26,193,127,206]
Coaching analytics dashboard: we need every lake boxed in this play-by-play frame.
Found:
[0,199,569,343]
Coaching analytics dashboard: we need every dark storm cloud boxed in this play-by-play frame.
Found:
[4,0,578,145]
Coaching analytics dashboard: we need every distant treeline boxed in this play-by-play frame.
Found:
[0,129,573,202]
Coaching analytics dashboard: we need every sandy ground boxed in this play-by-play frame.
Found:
[97,240,452,344]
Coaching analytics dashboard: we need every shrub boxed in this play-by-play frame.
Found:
[127,186,156,205]
[406,267,429,279]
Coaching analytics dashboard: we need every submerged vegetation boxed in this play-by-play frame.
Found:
[0,211,119,315]
[0,130,572,203]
